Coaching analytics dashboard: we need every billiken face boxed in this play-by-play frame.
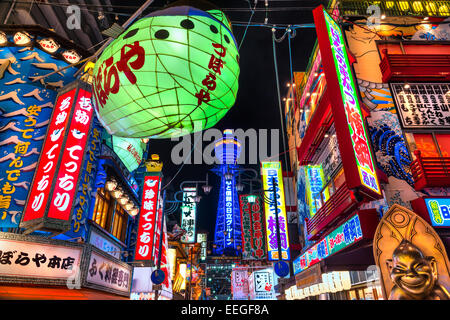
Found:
[387,240,438,297]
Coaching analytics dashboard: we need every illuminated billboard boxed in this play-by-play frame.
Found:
[261,161,290,261]
[305,165,329,217]
[239,194,267,260]
[135,174,161,262]
[21,82,94,233]
[181,187,197,244]
[313,6,381,198]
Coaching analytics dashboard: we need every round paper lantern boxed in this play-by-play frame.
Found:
[92,5,240,138]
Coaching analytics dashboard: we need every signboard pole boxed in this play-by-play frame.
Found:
[154,189,166,301]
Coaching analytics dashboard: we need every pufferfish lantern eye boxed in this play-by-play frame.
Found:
[155,29,169,39]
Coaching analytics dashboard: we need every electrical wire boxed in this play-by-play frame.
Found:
[161,133,204,191]
[238,0,258,51]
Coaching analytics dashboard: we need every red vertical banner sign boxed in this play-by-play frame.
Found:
[134,174,161,262]
[239,195,267,260]
[47,88,93,221]
[239,195,254,260]
[21,81,94,233]
[313,6,381,199]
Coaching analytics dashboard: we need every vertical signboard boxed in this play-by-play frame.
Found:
[249,269,276,300]
[232,267,249,300]
[313,6,381,198]
[181,187,197,244]
[261,162,290,261]
[305,165,328,217]
[197,233,208,261]
[21,81,94,233]
[134,174,161,262]
[239,195,267,260]
[47,88,94,222]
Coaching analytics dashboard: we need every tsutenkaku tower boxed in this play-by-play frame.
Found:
[212,129,242,256]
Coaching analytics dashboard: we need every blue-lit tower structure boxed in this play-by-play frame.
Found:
[212,130,242,256]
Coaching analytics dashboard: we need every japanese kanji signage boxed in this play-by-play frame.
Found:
[391,83,450,129]
[180,187,197,244]
[305,165,329,218]
[232,267,249,300]
[135,174,161,262]
[239,195,267,260]
[85,249,132,296]
[261,162,290,261]
[313,6,381,198]
[0,233,82,284]
[197,233,208,261]
[425,198,450,227]
[248,269,276,300]
[21,81,94,233]
[293,213,366,275]
[88,228,121,259]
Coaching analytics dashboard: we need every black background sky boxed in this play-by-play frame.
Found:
[111,0,328,237]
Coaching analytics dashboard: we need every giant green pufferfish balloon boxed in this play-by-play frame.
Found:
[92,5,240,139]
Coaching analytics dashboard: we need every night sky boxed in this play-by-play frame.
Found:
[111,0,327,236]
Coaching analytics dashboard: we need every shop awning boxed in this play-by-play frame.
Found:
[0,285,129,300]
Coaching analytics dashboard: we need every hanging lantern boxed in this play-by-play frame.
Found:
[130,208,139,216]
[105,179,118,191]
[13,31,32,46]
[62,49,81,64]
[124,203,134,211]
[0,32,7,46]
[92,4,240,138]
[38,38,60,53]
[118,196,129,205]
[111,187,123,199]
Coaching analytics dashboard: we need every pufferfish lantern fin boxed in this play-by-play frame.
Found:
[207,9,233,31]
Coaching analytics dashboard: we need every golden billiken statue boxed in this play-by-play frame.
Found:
[386,240,450,300]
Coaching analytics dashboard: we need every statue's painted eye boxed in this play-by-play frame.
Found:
[210,25,218,34]
[155,29,169,39]
[180,19,194,29]
[224,34,230,44]
[123,28,138,39]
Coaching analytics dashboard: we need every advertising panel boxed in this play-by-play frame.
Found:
[305,165,328,217]
[239,195,266,260]
[261,161,290,261]
[85,249,132,296]
[293,214,364,274]
[134,174,161,262]
[425,198,450,227]
[313,6,381,198]
[181,187,197,244]
[231,267,249,300]
[391,83,450,129]
[0,233,82,284]
[249,269,276,300]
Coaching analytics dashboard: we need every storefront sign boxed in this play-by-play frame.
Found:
[85,249,132,296]
[0,233,82,284]
[239,195,267,260]
[89,229,121,259]
[293,214,364,274]
[295,263,322,289]
[181,187,197,244]
[63,116,102,241]
[47,88,94,222]
[313,6,381,197]
[248,269,276,300]
[197,233,208,261]
[21,82,94,232]
[391,83,450,129]
[305,165,328,217]
[261,162,290,261]
[135,174,161,262]
[232,268,249,300]
[425,198,450,227]
[21,88,77,225]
